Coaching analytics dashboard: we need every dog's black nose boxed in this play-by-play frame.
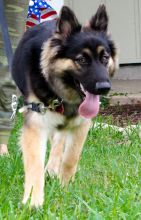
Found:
[95,81,111,95]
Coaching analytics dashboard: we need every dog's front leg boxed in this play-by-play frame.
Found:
[21,121,47,207]
[59,120,91,186]
[46,132,65,177]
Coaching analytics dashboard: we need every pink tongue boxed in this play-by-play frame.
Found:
[78,92,100,119]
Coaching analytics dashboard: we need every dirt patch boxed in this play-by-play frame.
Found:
[99,104,141,127]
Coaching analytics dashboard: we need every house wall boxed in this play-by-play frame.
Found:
[49,0,64,14]
[1,0,141,66]
[64,0,141,65]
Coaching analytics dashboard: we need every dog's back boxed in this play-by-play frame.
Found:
[12,20,56,97]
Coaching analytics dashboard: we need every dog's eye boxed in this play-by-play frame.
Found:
[102,53,110,66]
[75,56,88,65]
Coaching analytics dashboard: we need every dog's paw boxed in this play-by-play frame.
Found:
[45,159,60,177]
[22,191,44,208]
[59,165,76,187]
[22,190,31,205]
[46,165,59,178]
[59,170,72,187]
[30,195,44,208]
[22,196,29,205]
[22,195,43,208]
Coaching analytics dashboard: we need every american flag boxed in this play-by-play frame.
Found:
[26,0,58,28]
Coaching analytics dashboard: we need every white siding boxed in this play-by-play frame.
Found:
[49,0,64,14]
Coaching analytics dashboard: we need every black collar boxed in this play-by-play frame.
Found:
[19,99,64,114]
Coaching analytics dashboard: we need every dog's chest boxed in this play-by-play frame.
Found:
[29,110,86,134]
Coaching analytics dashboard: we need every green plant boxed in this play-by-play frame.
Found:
[100,96,109,108]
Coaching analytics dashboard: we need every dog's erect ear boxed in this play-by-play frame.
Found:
[57,6,81,37]
[89,5,108,32]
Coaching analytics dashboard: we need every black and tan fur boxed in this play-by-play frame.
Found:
[12,5,117,207]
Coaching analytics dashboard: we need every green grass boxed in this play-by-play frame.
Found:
[0,113,141,219]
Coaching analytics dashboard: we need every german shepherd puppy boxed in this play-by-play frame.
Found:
[12,5,117,207]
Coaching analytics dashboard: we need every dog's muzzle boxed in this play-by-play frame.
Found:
[95,81,111,95]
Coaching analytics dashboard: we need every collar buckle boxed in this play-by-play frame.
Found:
[19,99,63,114]
[38,103,46,114]
[48,99,62,110]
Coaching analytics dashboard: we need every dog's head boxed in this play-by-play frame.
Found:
[41,5,118,118]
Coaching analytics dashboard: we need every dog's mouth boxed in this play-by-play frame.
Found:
[77,83,100,119]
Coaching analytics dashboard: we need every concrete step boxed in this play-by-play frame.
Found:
[111,79,141,94]
[114,66,141,80]
[109,93,141,106]
[109,79,141,105]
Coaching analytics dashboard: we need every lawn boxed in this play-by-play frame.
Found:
[0,113,141,219]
